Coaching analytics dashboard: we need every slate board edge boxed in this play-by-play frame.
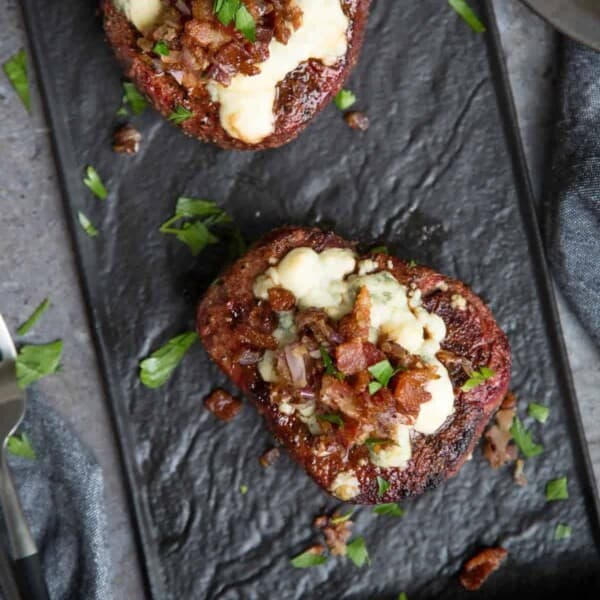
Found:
[17,1,600,598]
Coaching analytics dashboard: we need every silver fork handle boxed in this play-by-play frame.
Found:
[0,452,36,559]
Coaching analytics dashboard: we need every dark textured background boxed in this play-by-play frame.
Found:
[20,0,600,598]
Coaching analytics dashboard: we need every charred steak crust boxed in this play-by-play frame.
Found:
[197,227,511,503]
[101,0,372,150]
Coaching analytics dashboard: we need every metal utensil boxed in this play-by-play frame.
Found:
[0,315,49,600]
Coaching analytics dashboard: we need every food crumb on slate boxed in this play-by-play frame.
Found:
[314,511,354,556]
[459,546,508,591]
[204,389,242,421]
[344,111,370,131]
[483,392,517,468]
[513,458,527,486]
[259,447,280,467]
[112,124,141,154]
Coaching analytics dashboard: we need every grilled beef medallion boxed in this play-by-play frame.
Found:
[102,0,371,150]
[197,227,511,503]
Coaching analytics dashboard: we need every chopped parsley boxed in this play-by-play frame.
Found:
[3,49,29,110]
[317,413,344,428]
[365,437,393,452]
[334,89,357,111]
[346,537,370,567]
[168,105,194,125]
[319,346,344,380]
[78,211,99,237]
[153,41,170,56]
[545,477,569,502]
[330,510,354,525]
[510,416,543,458]
[398,594,408,600]
[448,0,486,33]
[460,366,495,392]
[17,298,50,336]
[239,484,248,495]
[290,549,327,568]
[372,503,404,517]
[376,475,390,497]
[554,523,571,540]
[16,340,63,389]
[83,166,107,200]
[160,197,244,257]
[213,0,256,42]
[527,402,550,424]
[6,433,36,460]
[139,332,198,388]
[368,359,402,394]
[369,381,383,394]
[370,245,388,254]
[121,82,147,116]
[408,259,418,268]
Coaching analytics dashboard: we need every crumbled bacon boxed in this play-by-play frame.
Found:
[204,389,243,421]
[513,458,527,486]
[320,375,361,420]
[482,395,517,469]
[314,511,354,556]
[268,287,296,311]
[459,547,508,591]
[235,323,277,350]
[259,447,280,467]
[335,341,367,375]
[339,286,371,342]
[248,301,277,333]
[392,367,435,421]
[344,111,370,131]
[296,309,343,345]
[112,124,141,154]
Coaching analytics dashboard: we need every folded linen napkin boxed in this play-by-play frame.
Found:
[546,39,600,347]
[0,391,112,600]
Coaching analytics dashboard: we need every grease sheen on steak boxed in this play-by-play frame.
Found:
[102,0,371,150]
[197,227,511,503]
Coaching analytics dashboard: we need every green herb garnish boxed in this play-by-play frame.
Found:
[448,0,486,33]
[554,523,571,540]
[365,438,393,452]
[408,259,418,268]
[153,41,170,56]
[510,416,543,458]
[290,549,327,569]
[78,211,99,237]
[139,332,198,388]
[239,484,248,495]
[330,510,354,525]
[398,594,408,600]
[17,298,50,336]
[528,402,550,424]
[370,245,388,254]
[368,381,382,394]
[16,341,63,389]
[213,0,257,42]
[168,105,194,125]
[372,503,404,517]
[460,366,495,392]
[334,89,356,111]
[3,49,29,110]
[83,166,107,200]
[319,346,344,380]
[6,433,36,460]
[546,477,569,501]
[122,82,147,116]
[376,475,390,497]
[346,537,370,567]
[317,413,344,428]
[368,359,401,393]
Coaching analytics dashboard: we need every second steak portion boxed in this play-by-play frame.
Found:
[197,227,511,503]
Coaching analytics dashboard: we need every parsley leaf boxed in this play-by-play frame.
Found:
[235,4,256,42]
[398,594,408,600]
[239,484,248,494]
[510,416,543,458]
[365,437,393,452]
[408,259,418,268]
[153,41,170,56]
[169,105,194,125]
[346,537,370,567]
[290,549,327,568]
[78,211,99,237]
[334,89,356,111]
[370,245,388,254]
[376,475,390,497]
[368,360,401,390]
[448,0,486,33]
[330,510,354,525]
[460,366,495,392]
[122,82,147,116]
[554,523,571,540]
[372,503,404,517]
[17,298,50,336]
[319,346,344,380]
[6,433,36,460]
[83,166,107,200]
[528,402,550,424]
[3,49,29,111]
[139,332,198,388]
[214,0,240,25]
[545,477,569,502]
[16,340,63,389]
[317,413,344,427]
[368,381,382,394]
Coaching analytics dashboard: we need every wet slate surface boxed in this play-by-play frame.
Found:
[21,0,600,598]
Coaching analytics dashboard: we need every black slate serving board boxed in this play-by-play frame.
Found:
[21,1,600,598]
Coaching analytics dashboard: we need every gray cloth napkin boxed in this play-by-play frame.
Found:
[547,39,600,347]
[0,391,112,600]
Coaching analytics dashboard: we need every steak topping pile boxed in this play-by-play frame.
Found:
[197,228,511,503]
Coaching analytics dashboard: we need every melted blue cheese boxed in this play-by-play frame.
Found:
[114,0,164,33]
[207,0,349,143]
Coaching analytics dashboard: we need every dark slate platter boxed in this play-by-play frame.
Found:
[20,0,600,598]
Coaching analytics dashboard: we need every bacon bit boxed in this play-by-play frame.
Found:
[350,370,371,393]
[268,287,296,311]
[344,111,370,131]
[184,18,232,50]
[513,458,527,486]
[112,125,141,154]
[296,308,343,345]
[248,301,277,333]
[339,286,371,342]
[320,375,361,420]
[235,323,278,350]
[380,341,421,370]
[483,395,517,469]
[501,391,517,409]
[204,389,242,421]
[314,511,354,556]
[459,547,508,591]
[259,447,280,467]
[335,341,367,375]
[392,367,434,420]
[303,544,326,557]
